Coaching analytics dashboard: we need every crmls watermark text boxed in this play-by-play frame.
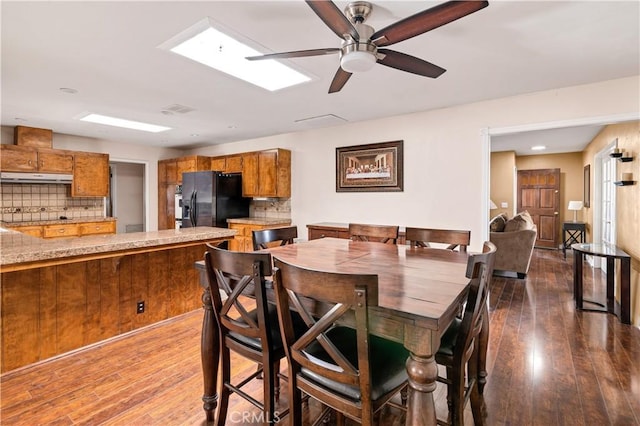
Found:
[228,411,282,423]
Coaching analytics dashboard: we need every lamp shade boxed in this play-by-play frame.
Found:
[489,199,498,209]
[567,201,583,211]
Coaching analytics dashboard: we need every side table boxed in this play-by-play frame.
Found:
[562,221,586,258]
[572,243,631,324]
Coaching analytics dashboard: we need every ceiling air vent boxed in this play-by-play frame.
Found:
[160,104,195,115]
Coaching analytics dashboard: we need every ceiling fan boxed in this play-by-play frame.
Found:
[246,0,489,93]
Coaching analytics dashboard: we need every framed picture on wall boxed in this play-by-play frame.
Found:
[336,140,404,192]
[584,164,590,207]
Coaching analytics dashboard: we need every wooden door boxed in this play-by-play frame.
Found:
[517,168,560,249]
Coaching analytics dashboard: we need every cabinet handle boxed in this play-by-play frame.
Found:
[58,229,65,233]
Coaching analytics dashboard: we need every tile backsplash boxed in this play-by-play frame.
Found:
[249,199,291,219]
[1,183,104,223]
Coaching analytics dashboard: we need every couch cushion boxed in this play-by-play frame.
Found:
[504,211,534,232]
[489,213,508,232]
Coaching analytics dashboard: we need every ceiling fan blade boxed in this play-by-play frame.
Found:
[246,48,340,61]
[372,0,489,47]
[328,67,352,93]
[377,49,446,78]
[306,0,359,41]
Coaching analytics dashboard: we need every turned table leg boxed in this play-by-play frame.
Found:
[405,352,439,425]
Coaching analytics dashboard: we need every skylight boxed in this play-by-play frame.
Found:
[79,113,171,133]
[161,18,310,91]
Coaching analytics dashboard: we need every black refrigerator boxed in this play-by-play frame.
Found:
[181,171,250,228]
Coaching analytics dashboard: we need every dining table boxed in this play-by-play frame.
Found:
[195,237,483,426]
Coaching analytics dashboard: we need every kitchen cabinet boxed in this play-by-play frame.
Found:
[157,156,211,230]
[7,219,116,239]
[8,225,43,238]
[242,148,291,198]
[43,223,80,238]
[228,219,292,252]
[72,152,109,197]
[210,155,243,173]
[0,145,73,173]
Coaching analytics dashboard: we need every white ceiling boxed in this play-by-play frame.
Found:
[1,1,639,152]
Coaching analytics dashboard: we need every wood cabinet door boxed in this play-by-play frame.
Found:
[241,153,259,197]
[37,150,74,173]
[176,158,196,184]
[258,151,278,197]
[0,145,37,172]
[225,156,243,173]
[210,158,226,172]
[72,152,109,197]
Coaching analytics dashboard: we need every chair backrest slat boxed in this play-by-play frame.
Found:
[405,227,471,252]
[348,223,399,244]
[252,226,298,250]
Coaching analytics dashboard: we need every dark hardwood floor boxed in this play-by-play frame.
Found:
[1,248,639,425]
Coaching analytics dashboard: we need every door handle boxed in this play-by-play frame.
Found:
[554,212,559,215]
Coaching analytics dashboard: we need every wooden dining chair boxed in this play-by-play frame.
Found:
[435,241,496,426]
[252,226,298,250]
[272,257,409,425]
[405,227,471,253]
[348,223,399,244]
[204,244,294,426]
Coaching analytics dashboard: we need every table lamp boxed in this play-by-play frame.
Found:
[568,200,583,222]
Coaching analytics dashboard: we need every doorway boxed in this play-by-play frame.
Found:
[109,161,146,233]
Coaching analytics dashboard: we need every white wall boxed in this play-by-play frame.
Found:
[4,76,638,241]
[189,76,640,250]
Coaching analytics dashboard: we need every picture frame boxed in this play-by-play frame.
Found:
[583,164,590,208]
[336,140,403,192]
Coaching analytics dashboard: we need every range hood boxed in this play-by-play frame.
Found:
[0,172,73,184]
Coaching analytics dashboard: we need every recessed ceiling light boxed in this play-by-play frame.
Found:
[531,145,546,151]
[159,17,310,91]
[79,113,171,133]
[59,87,78,94]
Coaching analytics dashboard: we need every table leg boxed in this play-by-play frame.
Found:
[405,353,438,425]
[201,287,219,422]
[621,257,631,324]
[606,257,615,314]
[573,251,583,309]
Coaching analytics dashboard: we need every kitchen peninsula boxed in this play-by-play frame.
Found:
[0,226,235,372]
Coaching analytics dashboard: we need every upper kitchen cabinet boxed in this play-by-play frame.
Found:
[0,145,73,173]
[72,152,109,197]
[210,155,243,174]
[242,148,291,198]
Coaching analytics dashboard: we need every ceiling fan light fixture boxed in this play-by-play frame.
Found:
[340,50,376,73]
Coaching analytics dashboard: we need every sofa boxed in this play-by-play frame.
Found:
[489,211,537,279]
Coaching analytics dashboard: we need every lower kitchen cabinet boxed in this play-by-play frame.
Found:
[228,220,292,252]
[6,219,117,239]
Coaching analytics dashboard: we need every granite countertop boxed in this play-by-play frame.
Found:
[0,226,236,267]
[2,217,117,227]
[227,217,292,226]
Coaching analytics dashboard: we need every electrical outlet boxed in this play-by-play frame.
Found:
[136,301,145,314]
